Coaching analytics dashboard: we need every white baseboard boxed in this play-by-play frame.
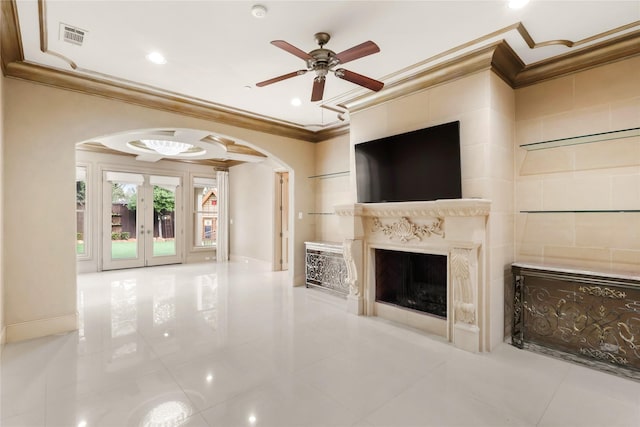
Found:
[229,254,270,264]
[6,313,78,343]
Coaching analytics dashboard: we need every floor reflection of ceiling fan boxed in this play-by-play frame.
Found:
[256,32,384,102]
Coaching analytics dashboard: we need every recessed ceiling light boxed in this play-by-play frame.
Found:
[251,5,267,18]
[146,51,167,65]
[508,0,529,9]
[291,97,302,107]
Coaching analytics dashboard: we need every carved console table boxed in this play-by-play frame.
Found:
[512,263,640,380]
[305,241,349,296]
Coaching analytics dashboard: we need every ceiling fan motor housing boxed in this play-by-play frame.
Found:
[307,48,338,78]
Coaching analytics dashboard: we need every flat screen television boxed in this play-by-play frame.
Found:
[355,121,461,203]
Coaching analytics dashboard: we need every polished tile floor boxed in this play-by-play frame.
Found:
[1,260,639,427]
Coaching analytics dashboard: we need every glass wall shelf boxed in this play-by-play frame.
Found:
[308,171,350,179]
[520,127,640,151]
[307,212,336,215]
[520,210,640,214]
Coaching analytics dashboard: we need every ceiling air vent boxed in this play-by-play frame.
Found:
[60,23,86,46]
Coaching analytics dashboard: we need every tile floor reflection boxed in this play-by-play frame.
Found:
[1,260,639,426]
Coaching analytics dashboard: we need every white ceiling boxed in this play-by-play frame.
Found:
[14,1,640,132]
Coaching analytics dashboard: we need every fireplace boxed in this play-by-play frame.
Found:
[335,200,490,353]
[375,249,447,318]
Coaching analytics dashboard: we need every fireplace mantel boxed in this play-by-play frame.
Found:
[335,199,491,352]
[336,199,491,218]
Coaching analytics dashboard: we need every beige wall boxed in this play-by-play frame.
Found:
[347,70,515,350]
[3,78,314,342]
[312,133,351,242]
[0,72,5,346]
[229,160,278,264]
[515,56,640,273]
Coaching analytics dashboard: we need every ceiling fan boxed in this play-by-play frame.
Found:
[256,32,384,102]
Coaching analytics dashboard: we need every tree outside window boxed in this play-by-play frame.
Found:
[76,166,88,256]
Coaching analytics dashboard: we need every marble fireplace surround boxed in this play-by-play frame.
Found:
[335,199,491,353]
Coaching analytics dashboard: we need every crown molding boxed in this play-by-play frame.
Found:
[312,124,350,142]
[491,41,525,87]
[1,1,339,144]
[339,29,640,113]
[5,60,321,143]
[513,30,640,88]
[0,0,23,74]
[2,0,639,143]
[340,41,513,113]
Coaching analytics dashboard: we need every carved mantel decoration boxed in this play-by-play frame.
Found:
[343,239,360,297]
[451,248,476,325]
[338,199,491,219]
[371,216,443,242]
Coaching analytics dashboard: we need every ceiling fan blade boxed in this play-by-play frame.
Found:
[256,70,307,87]
[271,40,313,60]
[334,41,380,64]
[335,69,384,92]
[311,77,326,102]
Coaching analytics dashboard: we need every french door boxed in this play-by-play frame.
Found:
[103,171,182,270]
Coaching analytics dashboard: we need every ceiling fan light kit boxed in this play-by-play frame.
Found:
[140,139,194,156]
[256,32,384,102]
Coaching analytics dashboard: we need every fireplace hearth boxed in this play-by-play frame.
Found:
[375,249,447,317]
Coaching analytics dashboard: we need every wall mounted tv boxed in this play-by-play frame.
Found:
[355,121,461,203]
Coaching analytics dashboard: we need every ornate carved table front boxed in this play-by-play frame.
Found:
[512,263,640,380]
[305,241,349,296]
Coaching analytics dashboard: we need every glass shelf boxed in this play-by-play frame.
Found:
[519,127,640,151]
[308,171,350,179]
[520,210,640,213]
[307,212,336,215]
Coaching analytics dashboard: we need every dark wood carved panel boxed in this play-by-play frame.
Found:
[512,264,640,379]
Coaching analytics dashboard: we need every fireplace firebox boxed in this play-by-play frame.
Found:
[375,249,447,318]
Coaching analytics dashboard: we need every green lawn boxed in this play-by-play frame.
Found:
[112,240,176,259]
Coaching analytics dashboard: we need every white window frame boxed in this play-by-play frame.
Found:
[76,163,91,260]
[191,175,218,250]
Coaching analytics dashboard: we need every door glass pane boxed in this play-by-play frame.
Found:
[153,185,176,257]
[111,182,138,259]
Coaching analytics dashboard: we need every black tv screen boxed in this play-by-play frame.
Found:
[355,121,461,203]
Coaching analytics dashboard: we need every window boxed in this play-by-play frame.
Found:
[76,166,88,257]
[193,177,217,248]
